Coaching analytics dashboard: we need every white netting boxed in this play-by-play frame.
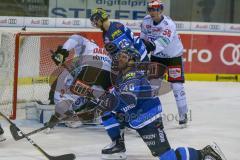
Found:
[0,32,76,119]
[0,33,15,117]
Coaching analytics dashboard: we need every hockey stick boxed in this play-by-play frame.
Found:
[9,114,73,141]
[10,121,55,141]
[0,112,76,160]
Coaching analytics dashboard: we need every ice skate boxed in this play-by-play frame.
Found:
[200,142,226,160]
[101,137,127,160]
[179,113,188,128]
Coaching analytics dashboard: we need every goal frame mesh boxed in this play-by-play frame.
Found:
[2,31,87,119]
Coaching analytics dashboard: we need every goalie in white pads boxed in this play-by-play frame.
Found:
[73,47,225,160]
[140,0,189,126]
[46,34,113,129]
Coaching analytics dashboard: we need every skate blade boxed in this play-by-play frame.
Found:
[212,142,227,160]
[102,152,127,160]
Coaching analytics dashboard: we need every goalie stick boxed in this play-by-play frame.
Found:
[0,112,76,160]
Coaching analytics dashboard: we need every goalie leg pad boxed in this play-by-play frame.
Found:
[55,99,74,118]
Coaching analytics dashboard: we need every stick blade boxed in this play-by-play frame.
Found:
[10,124,24,140]
[49,153,76,160]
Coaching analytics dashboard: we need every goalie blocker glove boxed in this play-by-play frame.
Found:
[51,46,69,66]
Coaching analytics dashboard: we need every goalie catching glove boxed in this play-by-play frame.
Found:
[51,46,69,66]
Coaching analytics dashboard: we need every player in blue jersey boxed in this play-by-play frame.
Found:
[74,48,225,160]
[90,8,151,61]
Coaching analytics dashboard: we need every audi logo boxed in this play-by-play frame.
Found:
[209,25,220,30]
[73,20,80,25]
[41,20,49,25]
[176,23,184,29]
[8,18,17,24]
[220,43,240,66]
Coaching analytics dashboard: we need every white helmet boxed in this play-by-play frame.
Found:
[147,0,164,10]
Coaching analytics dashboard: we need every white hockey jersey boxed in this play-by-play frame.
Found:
[140,15,184,58]
[63,34,111,71]
[54,35,111,104]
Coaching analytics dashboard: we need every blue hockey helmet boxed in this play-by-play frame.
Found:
[117,47,141,62]
[110,47,141,71]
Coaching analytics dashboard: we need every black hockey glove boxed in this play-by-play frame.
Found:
[51,46,69,66]
[105,42,118,55]
[94,93,118,116]
[75,93,118,119]
[142,39,156,53]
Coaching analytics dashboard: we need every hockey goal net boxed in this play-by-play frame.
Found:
[0,31,96,119]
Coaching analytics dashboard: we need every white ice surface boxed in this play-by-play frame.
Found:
[0,81,240,160]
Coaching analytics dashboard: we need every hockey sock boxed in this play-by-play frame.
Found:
[102,112,121,141]
[171,83,188,120]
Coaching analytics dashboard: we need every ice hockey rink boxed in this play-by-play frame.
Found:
[0,81,239,160]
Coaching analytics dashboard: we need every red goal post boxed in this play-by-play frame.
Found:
[0,31,90,119]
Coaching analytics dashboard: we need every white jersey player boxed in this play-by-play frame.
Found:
[47,34,112,128]
[140,0,188,126]
[0,123,6,142]
[52,34,111,104]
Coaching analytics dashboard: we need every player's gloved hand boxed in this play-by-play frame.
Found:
[141,39,156,53]
[93,93,118,116]
[51,46,69,66]
[105,42,118,55]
